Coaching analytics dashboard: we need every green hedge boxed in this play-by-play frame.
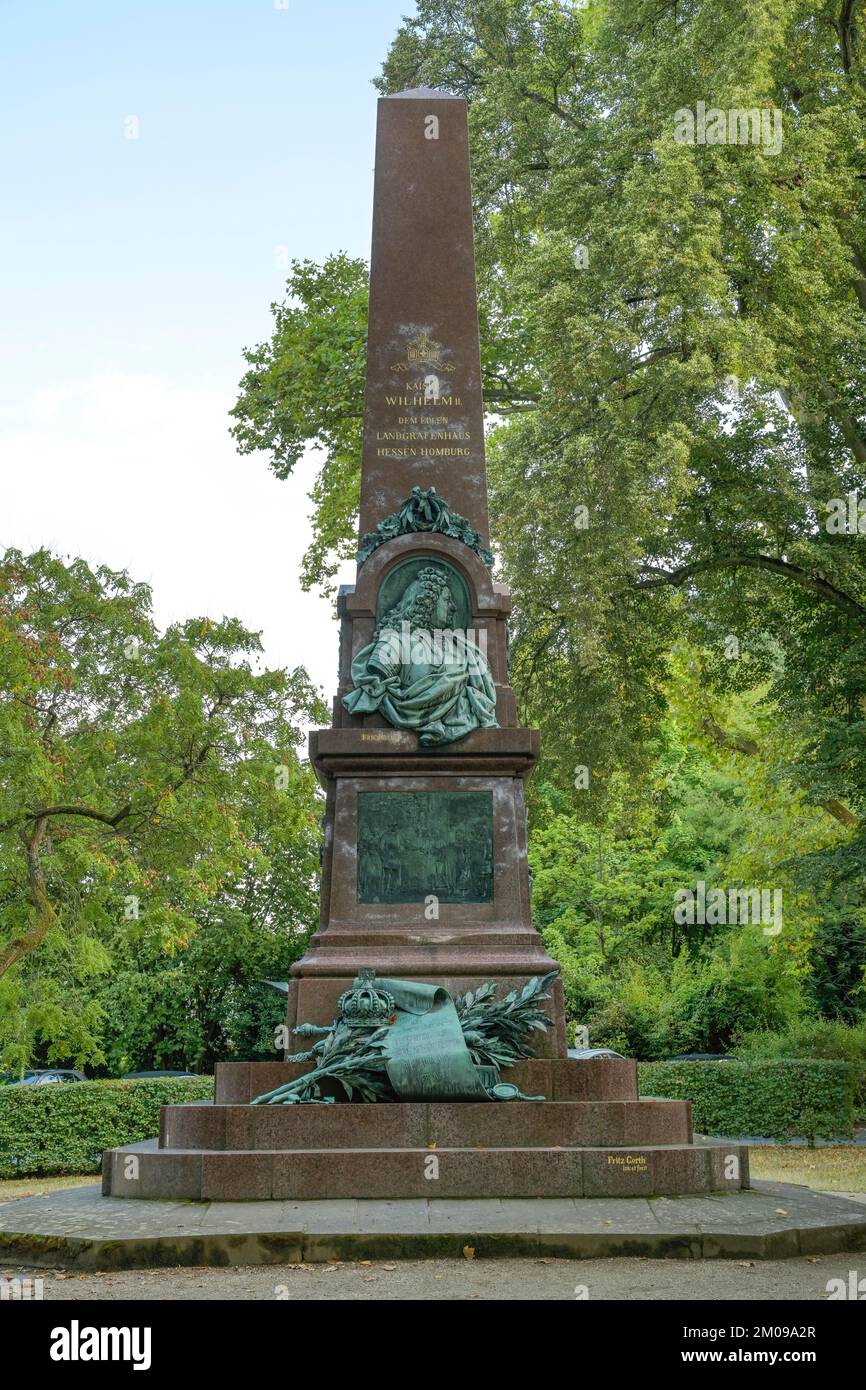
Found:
[639,1059,862,1141]
[0,1077,214,1177]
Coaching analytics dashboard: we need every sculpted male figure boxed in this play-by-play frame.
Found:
[342,564,498,746]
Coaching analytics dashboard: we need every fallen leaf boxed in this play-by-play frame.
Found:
[462,1245,476,1261]
[773,1208,788,1215]
[382,1263,396,1272]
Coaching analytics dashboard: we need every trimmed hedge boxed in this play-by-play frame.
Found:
[639,1059,862,1141]
[0,1077,214,1177]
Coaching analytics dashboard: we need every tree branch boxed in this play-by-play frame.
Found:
[636,554,866,624]
[0,818,58,977]
[700,715,859,828]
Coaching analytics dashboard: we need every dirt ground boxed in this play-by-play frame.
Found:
[3,1254,865,1301]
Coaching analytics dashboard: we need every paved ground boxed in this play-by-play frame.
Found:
[2,1181,865,1267]
[2,1253,863,1300]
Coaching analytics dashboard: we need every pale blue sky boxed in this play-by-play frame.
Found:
[1,0,413,699]
[1,0,408,390]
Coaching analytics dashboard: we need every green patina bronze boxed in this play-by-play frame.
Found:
[376,556,471,629]
[250,970,558,1106]
[357,790,493,904]
[357,486,494,567]
[342,560,498,746]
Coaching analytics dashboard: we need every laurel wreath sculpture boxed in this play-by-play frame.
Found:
[251,971,558,1106]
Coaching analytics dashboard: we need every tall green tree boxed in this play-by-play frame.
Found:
[231,0,865,1028]
[0,549,325,1068]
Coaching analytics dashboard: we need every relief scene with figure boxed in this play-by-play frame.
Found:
[357,790,494,904]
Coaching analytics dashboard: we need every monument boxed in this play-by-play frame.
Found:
[102,90,748,1201]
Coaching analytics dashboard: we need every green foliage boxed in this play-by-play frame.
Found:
[229,1,865,1051]
[571,932,805,1060]
[529,707,827,1057]
[737,1016,866,1065]
[735,1018,866,1104]
[230,254,369,592]
[375,0,866,879]
[639,1059,861,1142]
[0,1077,214,1177]
[0,548,325,1070]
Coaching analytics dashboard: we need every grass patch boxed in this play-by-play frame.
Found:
[0,1174,99,1202]
[749,1146,866,1193]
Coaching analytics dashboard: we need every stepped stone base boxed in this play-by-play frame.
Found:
[4,1182,865,1269]
[103,1141,748,1202]
[101,1058,750,1201]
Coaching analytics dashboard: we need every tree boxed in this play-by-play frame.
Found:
[230,255,369,593]
[234,0,866,810]
[230,0,866,1034]
[0,548,325,1068]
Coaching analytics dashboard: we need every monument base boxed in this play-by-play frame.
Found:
[5,1183,866,1269]
[101,1058,750,1201]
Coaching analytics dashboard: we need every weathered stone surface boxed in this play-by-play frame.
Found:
[580,1144,738,1199]
[108,1146,201,1200]
[5,1181,865,1269]
[201,1153,273,1202]
[359,94,489,545]
[286,94,564,1053]
[160,1098,690,1151]
[101,1139,750,1201]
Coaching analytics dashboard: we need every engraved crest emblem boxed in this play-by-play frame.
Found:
[406,329,442,365]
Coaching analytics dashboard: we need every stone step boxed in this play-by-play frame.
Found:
[160,1098,691,1152]
[214,1056,639,1105]
[103,1140,749,1201]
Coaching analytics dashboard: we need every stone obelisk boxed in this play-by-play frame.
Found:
[287,88,565,1049]
[359,89,489,543]
[102,93,749,1202]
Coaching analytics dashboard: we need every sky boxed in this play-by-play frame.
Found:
[0,0,412,701]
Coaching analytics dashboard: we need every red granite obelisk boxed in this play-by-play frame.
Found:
[286,87,565,1051]
[102,93,749,1203]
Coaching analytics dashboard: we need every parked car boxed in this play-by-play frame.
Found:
[7,1069,86,1086]
[120,1070,199,1080]
[566,1047,627,1060]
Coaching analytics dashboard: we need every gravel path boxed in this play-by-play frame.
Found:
[4,1254,863,1301]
